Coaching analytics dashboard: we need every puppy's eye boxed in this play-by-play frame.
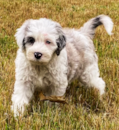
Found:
[28,37,35,44]
[46,40,51,44]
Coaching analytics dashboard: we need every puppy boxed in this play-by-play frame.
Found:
[11,15,113,116]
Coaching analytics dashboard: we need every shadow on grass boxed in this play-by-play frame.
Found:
[27,81,106,116]
[66,81,106,113]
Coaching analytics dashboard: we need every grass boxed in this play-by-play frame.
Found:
[0,0,119,129]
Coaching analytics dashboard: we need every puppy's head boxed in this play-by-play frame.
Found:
[15,18,66,64]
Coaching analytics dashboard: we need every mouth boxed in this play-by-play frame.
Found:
[29,60,40,65]
[29,59,49,66]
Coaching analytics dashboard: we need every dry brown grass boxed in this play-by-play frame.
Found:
[0,0,119,129]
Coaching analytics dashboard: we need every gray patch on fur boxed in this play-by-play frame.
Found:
[92,17,102,29]
[22,37,35,50]
[22,38,26,50]
[56,35,66,55]
[55,25,66,55]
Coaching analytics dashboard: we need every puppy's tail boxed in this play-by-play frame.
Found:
[79,15,113,39]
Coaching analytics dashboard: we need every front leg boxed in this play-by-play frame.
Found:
[11,81,34,117]
[44,83,68,107]
[45,79,68,97]
[53,85,68,96]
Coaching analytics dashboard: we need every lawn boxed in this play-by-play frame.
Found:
[0,0,119,129]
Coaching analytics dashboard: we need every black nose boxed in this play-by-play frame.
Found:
[34,52,42,59]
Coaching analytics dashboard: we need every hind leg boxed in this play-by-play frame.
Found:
[80,63,105,95]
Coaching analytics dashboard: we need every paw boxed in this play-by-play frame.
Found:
[11,103,25,117]
[98,79,105,95]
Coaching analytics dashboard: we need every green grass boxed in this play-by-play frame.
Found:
[0,0,119,129]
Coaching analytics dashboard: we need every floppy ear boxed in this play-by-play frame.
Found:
[15,20,30,48]
[55,24,66,56]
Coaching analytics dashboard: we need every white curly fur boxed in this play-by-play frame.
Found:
[11,15,113,116]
